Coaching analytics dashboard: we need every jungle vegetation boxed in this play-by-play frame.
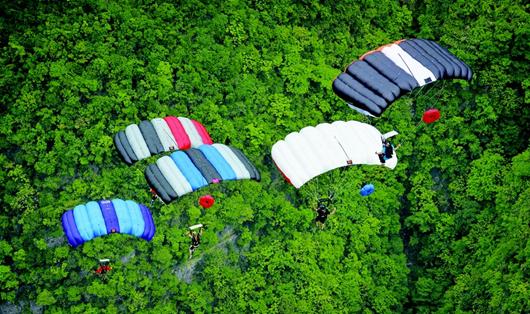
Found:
[0,0,528,313]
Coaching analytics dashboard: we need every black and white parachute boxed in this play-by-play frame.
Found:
[332,39,472,117]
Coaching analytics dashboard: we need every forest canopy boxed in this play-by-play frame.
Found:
[0,0,529,313]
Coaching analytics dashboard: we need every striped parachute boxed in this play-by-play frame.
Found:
[61,199,155,248]
[271,121,396,188]
[114,116,213,164]
[332,39,472,117]
[145,144,260,203]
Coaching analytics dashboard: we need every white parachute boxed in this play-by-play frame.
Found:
[271,121,397,188]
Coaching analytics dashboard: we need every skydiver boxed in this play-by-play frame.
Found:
[149,188,158,206]
[187,226,204,259]
[314,192,336,229]
[376,140,401,164]
[95,259,112,276]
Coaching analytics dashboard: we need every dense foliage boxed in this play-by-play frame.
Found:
[0,0,528,312]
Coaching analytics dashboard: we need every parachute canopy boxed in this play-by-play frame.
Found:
[114,116,213,164]
[332,39,472,117]
[422,108,441,124]
[360,184,375,196]
[199,195,215,209]
[271,121,397,189]
[382,130,399,141]
[145,144,260,203]
[189,224,203,231]
[61,199,156,248]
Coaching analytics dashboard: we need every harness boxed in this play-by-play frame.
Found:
[317,204,329,216]
[191,235,201,247]
[382,144,394,160]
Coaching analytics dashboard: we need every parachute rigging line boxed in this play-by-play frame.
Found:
[334,136,352,164]
[424,79,448,106]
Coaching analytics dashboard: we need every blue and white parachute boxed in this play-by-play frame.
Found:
[145,144,260,203]
[61,199,155,248]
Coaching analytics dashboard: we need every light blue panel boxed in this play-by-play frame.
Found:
[125,200,145,237]
[198,145,237,180]
[73,204,94,241]
[86,201,107,237]
[112,199,132,235]
[170,151,208,190]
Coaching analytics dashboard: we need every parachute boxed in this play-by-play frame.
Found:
[332,39,472,117]
[61,199,156,248]
[360,184,375,196]
[271,121,397,188]
[422,108,441,124]
[199,195,215,209]
[189,224,203,231]
[114,116,213,164]
[145,144,260,203]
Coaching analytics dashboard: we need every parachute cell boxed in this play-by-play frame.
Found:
[170,152,208,190]
[125,200,145,237]
[125,124,151,160]
[99,200,120,233]
[145,144,260,203]
[198,145,237,181]
[229,146,261,181]
[140,204,156,239]
[62,199,155,248]
[157,156,193,197]
[86,201,107,237]
[185,148,222,183]
[145,164,176,203]
[73,204,92,241]
[112,199,133,235]
[179,117,204,147]
[164,116,191,150]
[332,39,472,117]
[271,121,397,188]
[139,120,164,155]
[212,144,251,179]
[192,120,214,144]
[151,118,178,151]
